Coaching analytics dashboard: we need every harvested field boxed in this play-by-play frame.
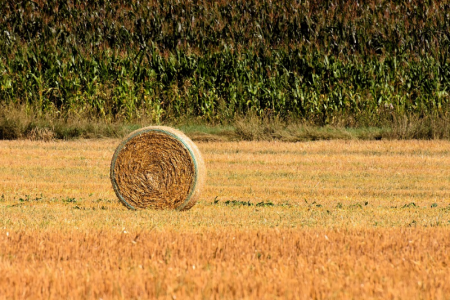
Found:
[0,140,450,299]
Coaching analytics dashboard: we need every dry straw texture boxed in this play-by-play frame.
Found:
[1,229,450,299]
[110,126,205,210]
[1,140,450,299]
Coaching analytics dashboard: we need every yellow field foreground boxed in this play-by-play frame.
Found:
[0,139,450,299]
[1,228,449,299]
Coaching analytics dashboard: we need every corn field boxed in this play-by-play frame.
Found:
[1,0,449,124]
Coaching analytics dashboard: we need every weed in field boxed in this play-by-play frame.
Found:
[220,199,275,207]
[63,197,77,203]
[18,194,43,202]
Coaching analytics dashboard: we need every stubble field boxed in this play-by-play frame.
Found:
[0,139,450,299]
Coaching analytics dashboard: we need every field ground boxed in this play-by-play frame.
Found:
[0,139,450,299]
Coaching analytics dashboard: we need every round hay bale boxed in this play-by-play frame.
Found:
[110,126,205,211]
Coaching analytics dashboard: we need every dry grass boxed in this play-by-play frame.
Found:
[0,139,450,299]
[1,228,449,300]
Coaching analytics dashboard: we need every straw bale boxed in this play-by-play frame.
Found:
[110,126,205,210]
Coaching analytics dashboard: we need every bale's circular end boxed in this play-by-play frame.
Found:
[110,126,205,211]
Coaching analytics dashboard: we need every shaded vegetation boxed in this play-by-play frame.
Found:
[0,0,449,139]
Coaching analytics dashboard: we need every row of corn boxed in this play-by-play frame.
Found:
[0,0,449,124]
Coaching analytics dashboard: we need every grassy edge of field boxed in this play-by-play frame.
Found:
[1,104,450,142]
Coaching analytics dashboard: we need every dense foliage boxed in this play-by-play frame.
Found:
[1,0,449,124]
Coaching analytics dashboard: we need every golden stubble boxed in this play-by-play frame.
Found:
[0,139,450,299]
[0,228,449,299]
